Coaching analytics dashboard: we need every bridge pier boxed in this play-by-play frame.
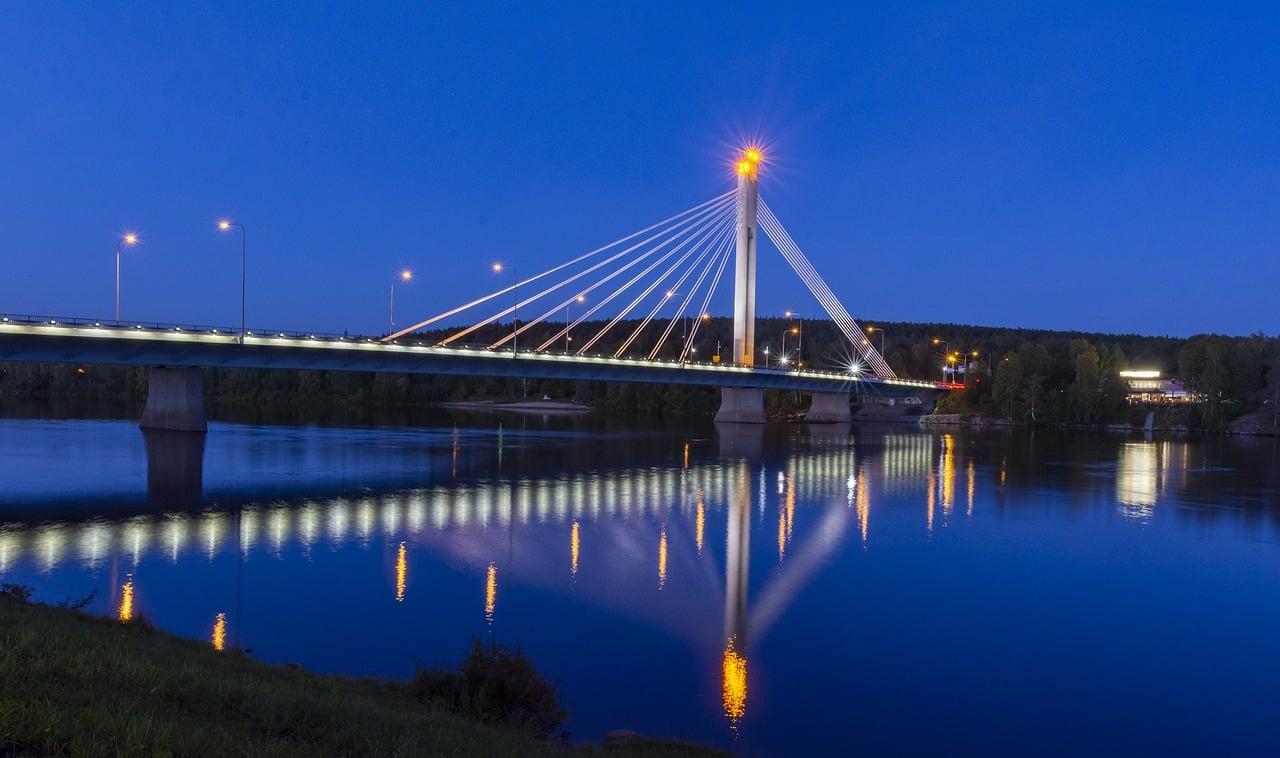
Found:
[715,387,766,424]
[140,366,208,432]
[804,391,851,423]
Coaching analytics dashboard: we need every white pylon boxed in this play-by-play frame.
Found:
[732,149,761,366]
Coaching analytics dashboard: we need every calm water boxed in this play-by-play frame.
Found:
[2,410,1279,756]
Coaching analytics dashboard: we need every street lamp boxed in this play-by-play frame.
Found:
[390,269,412,335]
[115,232,138,324]
[493,263,517,356]
[785,311,803,367]
[566,294,585,352]
[218,220,246,342]
[866,325,885,357]
[933,338,951,381]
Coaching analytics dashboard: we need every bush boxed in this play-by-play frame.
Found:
[410,640,568,740]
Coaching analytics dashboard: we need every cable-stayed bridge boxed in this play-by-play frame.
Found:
[0,149,951,431]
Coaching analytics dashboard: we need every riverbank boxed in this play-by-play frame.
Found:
[0,590,723,757]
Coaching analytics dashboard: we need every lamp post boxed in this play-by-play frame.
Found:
[493,263,517,356]
[867,325,885,357]
[566,294,584,352]
[390,269,412,335]
[217,221,246,342]
[115,233,138,325]
[933,338,951,382]
[785,311,802,367]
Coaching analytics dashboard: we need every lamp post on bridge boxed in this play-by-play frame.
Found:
[566,294,584,353]
[785,311,802,368]
[933,338,951,382]
[866,325,885,358]
[217,220,246,342]
[390,269,412,335]
[493,263,517,356]
[115,232,138,325]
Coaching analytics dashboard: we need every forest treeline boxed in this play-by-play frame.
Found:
[1,317,1276,430]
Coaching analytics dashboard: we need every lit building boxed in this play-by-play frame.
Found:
[1119,370,1197,405]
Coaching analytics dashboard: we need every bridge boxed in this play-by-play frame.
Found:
[0,148,953,430]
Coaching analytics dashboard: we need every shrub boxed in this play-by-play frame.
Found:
[410,640,568,740]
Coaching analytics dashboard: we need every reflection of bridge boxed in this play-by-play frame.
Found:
[0,148,949,431]
[0,425,975,732]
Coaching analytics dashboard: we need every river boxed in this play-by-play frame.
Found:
[1,407,1278,755]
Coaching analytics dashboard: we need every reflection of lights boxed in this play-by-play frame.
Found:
[299,504,320,548]
[0,530,17,574]
[860,468,870,545]
[683,442,689,470]
[484,562,497,624]
[269,508,289,554]
[722,636,748,726]
[357,499,376,543]
[570,520,580,580]
[927,466,936,534]
[212,612,227,650]
[119,576,134,622]
[395,541,407,602]
[941,435,955,518]
[328,499,351,544]
[658,525,668,590]
[695,496,705,555]
[200,512,226,560]
[164,515,189,563]
[78,521,111,569]
[967,460,975,517]
[847,474,856,507]
[127,518,151,566]
[35,524,69,573]
[240,509,259,557]
[1117,442,1159,508]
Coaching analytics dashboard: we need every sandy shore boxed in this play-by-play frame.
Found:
[438,400,592,414]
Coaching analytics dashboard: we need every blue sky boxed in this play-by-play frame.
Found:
[3,2,1277,338]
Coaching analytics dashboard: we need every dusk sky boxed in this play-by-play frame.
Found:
[3,2,1277,339]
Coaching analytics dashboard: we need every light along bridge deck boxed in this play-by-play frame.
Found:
[0,314,951,396]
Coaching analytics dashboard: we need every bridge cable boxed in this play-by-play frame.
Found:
[758,199,896,379]
[574,206,735,354]
[383,190,734,342]
[519,197,737,352]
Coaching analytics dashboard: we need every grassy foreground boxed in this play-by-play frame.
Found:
[0,593,725,757]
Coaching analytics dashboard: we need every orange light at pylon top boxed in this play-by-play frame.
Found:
[745,148,762,164]
[737,160,752,175]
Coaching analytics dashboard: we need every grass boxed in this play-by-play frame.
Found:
[0,591,727,757]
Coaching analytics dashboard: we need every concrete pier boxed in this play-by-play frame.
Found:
[804,391,852,423]
[139,366,208,432]
[715,387,766,424]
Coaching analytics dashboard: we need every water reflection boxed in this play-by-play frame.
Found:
[213,612,227,651]
[3,418,1278,755]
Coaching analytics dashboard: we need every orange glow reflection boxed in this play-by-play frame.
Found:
[683,442,689,469]
[570,520,580,579]
[395,541,407,602]
[212,612,227,651]
[695,491,705,554]
[657,525,668,590]
[942,435,956,517]
[118,576,134,622]
[722,636,748,726]
[856,465,870,546]
[485,562,497,624]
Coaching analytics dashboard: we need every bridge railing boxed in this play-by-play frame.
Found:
[1,313,951,389]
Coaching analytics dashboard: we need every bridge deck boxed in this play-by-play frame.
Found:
[0,317,946,396]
